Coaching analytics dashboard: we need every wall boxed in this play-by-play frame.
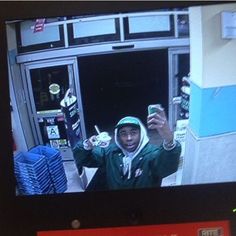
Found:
[182,3,236,184]
[7,24,34,152]
[191,4,236,88]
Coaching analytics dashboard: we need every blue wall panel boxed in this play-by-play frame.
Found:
[189,83,236,137]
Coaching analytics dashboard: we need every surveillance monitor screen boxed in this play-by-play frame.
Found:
[6,2,236,196]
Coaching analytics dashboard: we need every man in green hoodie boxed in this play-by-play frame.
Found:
[73,108,181,190]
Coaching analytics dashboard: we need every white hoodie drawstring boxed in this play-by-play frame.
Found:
[128,159,132,179]
[123,155,133,179]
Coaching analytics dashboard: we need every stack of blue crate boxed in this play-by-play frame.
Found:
[29,145,67,193]
[14,152,54,195]
[14,145,67,195]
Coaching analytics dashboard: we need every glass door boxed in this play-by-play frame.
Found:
[168,47,190,131]
[22,58,84,159]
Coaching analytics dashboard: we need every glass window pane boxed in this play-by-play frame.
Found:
[68,18,120,45]
[128,15,171,33]
[20,20,61,46]
[124,15,174,40]
[177,15,189,37]
[73,19,116,38]
[30,65,69,112]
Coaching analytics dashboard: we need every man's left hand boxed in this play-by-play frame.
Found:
[147,108,173,143]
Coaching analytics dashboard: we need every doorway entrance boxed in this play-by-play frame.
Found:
[78,49,168,139]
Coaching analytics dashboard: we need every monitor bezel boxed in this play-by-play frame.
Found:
[0,1,236,236]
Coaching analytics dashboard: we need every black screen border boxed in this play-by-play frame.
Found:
[0,1,236,236]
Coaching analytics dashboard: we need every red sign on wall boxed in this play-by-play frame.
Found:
[34,19,45,33]
[37,220,230,236]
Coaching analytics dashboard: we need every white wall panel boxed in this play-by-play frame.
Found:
[182,127,236,184]
[189,3,236,88]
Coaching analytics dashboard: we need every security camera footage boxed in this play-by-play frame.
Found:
[8,2,236,195]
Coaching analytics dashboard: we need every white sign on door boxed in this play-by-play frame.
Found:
[46,125,60,139]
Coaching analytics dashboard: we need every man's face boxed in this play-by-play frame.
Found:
[118,126,140,152]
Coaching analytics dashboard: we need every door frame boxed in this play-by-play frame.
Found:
[168,46,190,131]
[20,57,86,146]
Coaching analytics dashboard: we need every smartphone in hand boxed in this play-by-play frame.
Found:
[148,104,163,115]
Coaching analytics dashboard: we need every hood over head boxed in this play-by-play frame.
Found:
[114,116,150,179]
[114,116,149,156]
